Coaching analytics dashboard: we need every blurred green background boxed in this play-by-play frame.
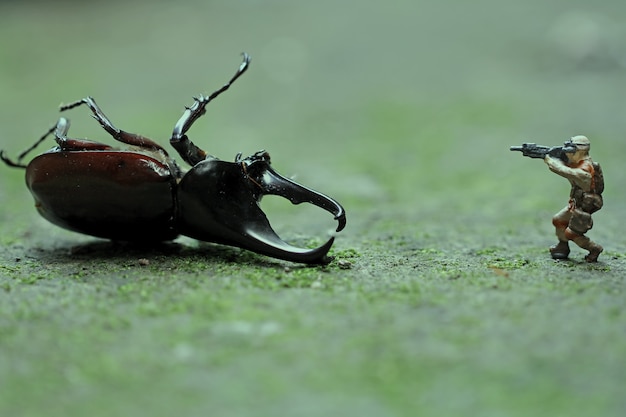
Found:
[1,1,625,416]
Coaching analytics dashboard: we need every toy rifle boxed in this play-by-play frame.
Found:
[509,142,576,162]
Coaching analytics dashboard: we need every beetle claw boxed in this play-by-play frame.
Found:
[0,150,22,168]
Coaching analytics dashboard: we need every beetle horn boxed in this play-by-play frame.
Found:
[176,154,346,264]
[253,162,346,233]
[239,154,345,263]
[243,223,337,264]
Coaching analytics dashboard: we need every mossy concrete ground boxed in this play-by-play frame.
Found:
[1,1,626,416]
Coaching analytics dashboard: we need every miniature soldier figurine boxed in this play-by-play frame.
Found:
[544,135,604,262]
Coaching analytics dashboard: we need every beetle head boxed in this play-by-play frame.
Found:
[176,151,346,264]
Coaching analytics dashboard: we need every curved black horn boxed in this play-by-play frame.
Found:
[176,157,346,264]
[257,164,346,233]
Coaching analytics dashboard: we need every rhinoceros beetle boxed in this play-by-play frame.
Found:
[0,53,346,264]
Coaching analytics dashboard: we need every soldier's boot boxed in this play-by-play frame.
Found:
[584,243,603,263]
[566,227,603,263]
[549,241,570,259]
[550,224,570,259]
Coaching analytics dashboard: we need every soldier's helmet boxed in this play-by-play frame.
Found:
[571,135,590,150]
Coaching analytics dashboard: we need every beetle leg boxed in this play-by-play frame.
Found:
[170,53,250,166]
[0,124,56,168]
[0,151,24,168]
[0,118,114,168]
[60,97,168,153]
[53,117,114,151]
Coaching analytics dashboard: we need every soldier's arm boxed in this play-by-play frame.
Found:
[544,156,592,191]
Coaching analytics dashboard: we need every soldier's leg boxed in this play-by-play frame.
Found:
[564,231,603,262]
[550,206,571,259]
[565,211,603,262]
